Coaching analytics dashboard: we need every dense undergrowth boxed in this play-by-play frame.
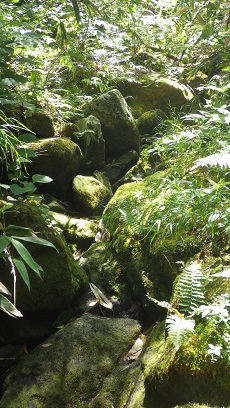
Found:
[0,0,229,368]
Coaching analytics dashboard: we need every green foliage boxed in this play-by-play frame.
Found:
[175,262,207,314]
[0,212,58,317]
[0,110,56,318]
[166,313,195,351]
[149,261,230,361]
[119,82,230,247]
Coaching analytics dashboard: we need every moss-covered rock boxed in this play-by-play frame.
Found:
[136,109,167,135]
[26,111,54,139]
[0,314,141,408]
[1,202,87,312]
[83,89,140,158]
[75,115,105,171]
[72,175,112,216]
[60,116,106,171]
[116,75,194,118]
[99,172,201,317]
[79,242,135,307]
[137,257,230,408]
[114,145,163,188]
[51,212,97,248]
[24,137,82,199]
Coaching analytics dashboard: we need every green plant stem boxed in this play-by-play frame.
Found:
[4,248,16,306]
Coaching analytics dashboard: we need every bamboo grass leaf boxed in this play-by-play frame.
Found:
[11,238,42,276]
[0,294,23,318]
[13,258,30,291]
[0,282,11,296]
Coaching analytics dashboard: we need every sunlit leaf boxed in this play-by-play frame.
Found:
[11,238,42,276]
[89,283,113,310]
[10,183,37,195]
[0,294,23,318]
[0,282,11,296]
[32,174,53,184]
[14,235,58,252]
[18,133,37,143]
[13,258,30,291]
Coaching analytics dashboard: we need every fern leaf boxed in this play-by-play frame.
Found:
[176,262,206,315]
[190,152,230,171]
[118,208,144,235]
[166,314,195,350]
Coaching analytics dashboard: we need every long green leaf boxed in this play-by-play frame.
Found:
[13,235,58,251]
[0,281,11,296]
[0,235,11,252]
[6,224,34,236]
[11,238,42,276]
[0,294,23,318]
[13,258,30,292]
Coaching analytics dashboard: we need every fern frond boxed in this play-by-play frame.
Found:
[118,208,144,235]
[190,152,230,171]
[176,262,207,315]
[166,314,195,351]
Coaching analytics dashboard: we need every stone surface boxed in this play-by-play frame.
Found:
[83,89,140,158]
[0,202,87,313]
[72,175,112,216]
[75,115,105,170]
[117,75,193,118]
[24,137,82,199]
[26,111,54,139]
[103,150,139,185]
[136,109,167,135]
[0,314,141,408]
[51,212,97,248]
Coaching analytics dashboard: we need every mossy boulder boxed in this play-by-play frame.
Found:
[140,314,230,407]
[79,242,135,307]
[83,89,140,158]
[0,202,87,312]
[24,137,82,199]
[25,111,54,139]
[60,116,106,171]
[136,109,167,135]
[75,115,105,170]
[101,172,200,316]
[51,212,97,248]
[0,314,141,408]
[114,145,162,188]
[72,175,112,216]
[103,150,139,185]
[117,75,193,118]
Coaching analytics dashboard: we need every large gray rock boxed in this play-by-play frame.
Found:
[0,314,141,408]
[24,137,82,199]
[84,89,140,157]
[72,175,112,216]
